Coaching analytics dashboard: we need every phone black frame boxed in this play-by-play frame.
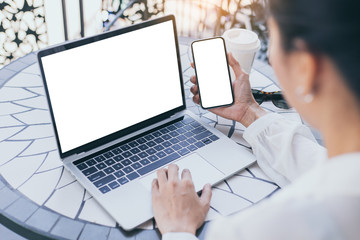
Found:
[37,15,186,159]
[191,37,234,110]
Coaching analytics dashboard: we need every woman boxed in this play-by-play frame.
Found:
[151,0,360,239]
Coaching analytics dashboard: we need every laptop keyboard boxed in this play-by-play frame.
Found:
[73,116,219,194]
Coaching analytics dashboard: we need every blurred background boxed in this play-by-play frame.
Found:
[0,0,268,69]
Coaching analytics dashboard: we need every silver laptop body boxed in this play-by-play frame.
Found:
[38,15,255,230]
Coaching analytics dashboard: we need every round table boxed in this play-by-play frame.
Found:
[0,37,301,240]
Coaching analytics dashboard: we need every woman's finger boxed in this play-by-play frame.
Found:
[190,75,197,84]
[167,164,180,182]
[156,168,168,188]
[190,85,198,95]
[191,62,194,68]
[192,94,200,104]
[152,179,160,194]
[200,184,212,207]
[227,53,244,80]
[181,168,193,181]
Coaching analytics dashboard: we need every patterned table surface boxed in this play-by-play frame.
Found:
[0,37,304,240]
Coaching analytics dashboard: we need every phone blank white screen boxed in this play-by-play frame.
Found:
[192,38,233,109]
[41,21,183,153]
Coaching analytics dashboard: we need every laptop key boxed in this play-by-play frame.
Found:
[94,156,106,162]
[94,175,115,188]
[129,141,139,148]
[183,125,193,131]
[169,131,179,137]
[138,152,149,159]
[153,131,162,137]
[114,155,124,161]
[139,144,149,151]
[176,127,186,134]
[88,171,106,182]
[123,166,134,174]
[137,137,146,144]
[112,148,122,155]
[127,172,140,181]
[177,135,186,141]
[209,135,219,141]
[109,181,120,189]
[148,155,159,162]
[146,148,156,155]
[118,177,129,185]
[184,131,195,138]
[104,152,114,159]
[172,144,182,151]
[162,141,172,148]
[99,186,111,194]
[140,159,151,166]
[131,162,142,170]
[104,167,115,174]
[130,155,140,162]
[138,152,181,176]
[76,163,87,170]
[154,145,164,151]
[113,163,123,170]
[179,141,189,147]
[192,126,206,135]
[187,137,196,144]
[159,128,169,134]
[144,134,154,141]
[187,145,198,152]
[121,159,131,166]
[202,138,212,145]
[96,163,106,170]
[156,151,166,158]
[114,170,125,178]
[179,148,190,156]
[164,148,175,154]
[105,159,115,166]
[83,167,97,176]
[146,141,156,147]
[174,122,184,128]
[122,151,132,158]
[167,125,176,131]
[130,148,140,154]
[195,141,205,148]
[194,130,213,140]
[86,159,97,166]
[169,138,179,144]
[154,137,164,144]
[120,144,131,151]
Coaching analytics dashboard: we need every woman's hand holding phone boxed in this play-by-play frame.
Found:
[190,53,267,127]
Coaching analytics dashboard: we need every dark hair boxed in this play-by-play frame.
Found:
[268,0,360,103]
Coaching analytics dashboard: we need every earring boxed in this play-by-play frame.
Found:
[296,86,314,103]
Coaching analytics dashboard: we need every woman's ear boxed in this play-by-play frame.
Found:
[289,40,319,97]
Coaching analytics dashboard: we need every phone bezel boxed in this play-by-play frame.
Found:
[191,37,234,110]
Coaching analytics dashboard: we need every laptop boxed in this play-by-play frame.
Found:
[37,15,255,230]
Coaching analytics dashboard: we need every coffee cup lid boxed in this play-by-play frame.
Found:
[223,29,260,51]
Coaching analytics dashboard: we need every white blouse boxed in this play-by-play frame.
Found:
[163,113,360,240]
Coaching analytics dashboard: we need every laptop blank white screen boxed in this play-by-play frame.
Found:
[41,20,183,153]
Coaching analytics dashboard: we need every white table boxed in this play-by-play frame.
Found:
[0,37,304,240]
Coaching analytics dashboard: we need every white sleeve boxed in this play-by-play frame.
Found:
[162,232,198,240]
[243,113,326,187]
[204,195,345,240]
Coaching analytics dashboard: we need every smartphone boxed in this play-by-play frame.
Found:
[191,37,234,109]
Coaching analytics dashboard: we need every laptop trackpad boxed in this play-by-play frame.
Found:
[139,153,225,192]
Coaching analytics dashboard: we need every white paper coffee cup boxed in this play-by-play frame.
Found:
[222,28,261,78]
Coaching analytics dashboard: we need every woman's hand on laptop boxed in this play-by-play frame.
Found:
[152,164,212,235]
[190,53,267,127]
